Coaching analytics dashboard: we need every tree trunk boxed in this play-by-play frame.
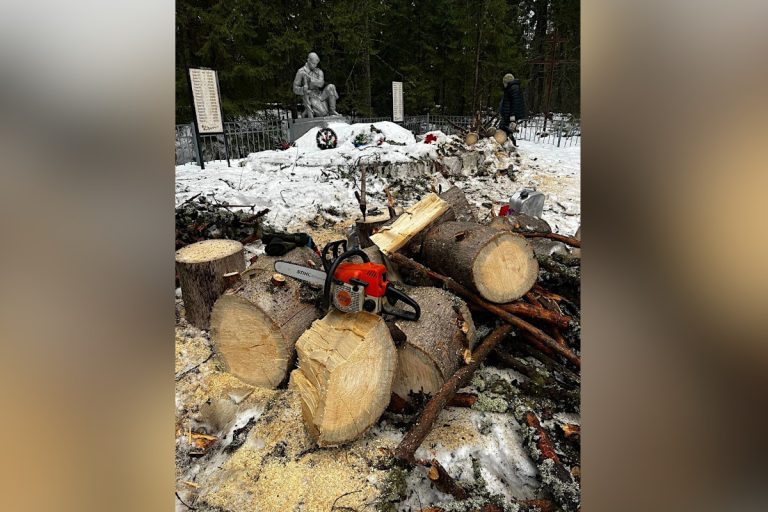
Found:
[391,287,476,401]
[422,221,538,303]
[175,239,246,329]
[291,310,396,446]
[209,247,322,388]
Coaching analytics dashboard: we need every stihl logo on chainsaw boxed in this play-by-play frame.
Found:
[274,239,420,321]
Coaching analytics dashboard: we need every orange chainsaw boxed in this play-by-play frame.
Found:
[274,240,420,320]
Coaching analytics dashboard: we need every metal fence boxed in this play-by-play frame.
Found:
[176,113,580,165]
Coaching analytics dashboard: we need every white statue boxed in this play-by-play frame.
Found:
[292,52,340,118]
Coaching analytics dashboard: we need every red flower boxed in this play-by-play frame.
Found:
[424,133,438,144]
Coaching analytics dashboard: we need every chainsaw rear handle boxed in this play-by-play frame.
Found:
[382,285,421,321]
[323,247,370,310]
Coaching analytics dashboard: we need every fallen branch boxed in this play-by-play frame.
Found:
[390,253,580,368]
[394,324,513,463]
[447,393,477,408]
[521,232,581,248]
[523,411,580,512]
[417,458,468,500]
[500,301,571,329]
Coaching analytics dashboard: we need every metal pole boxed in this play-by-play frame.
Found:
[557,118,563,147]
[192,122,204,170]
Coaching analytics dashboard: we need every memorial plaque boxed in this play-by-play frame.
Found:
[189,68,224,134]
[392,81,404,122]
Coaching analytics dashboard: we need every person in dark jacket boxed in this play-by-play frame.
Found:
[498,73,527,140]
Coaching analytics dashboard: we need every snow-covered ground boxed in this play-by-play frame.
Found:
[175,121,580,240]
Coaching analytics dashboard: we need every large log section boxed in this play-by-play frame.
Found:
[422,221,538,303]
[391,287,476,401]
[291,310,397,446]
[209,247,321,388]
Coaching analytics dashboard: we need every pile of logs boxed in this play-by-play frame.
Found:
[175,194,268,249]
[174,186,580,510]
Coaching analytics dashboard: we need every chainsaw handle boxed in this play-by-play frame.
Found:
[323,247,370,310]
[382,285,421,321]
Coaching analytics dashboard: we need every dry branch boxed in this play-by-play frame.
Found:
[418,458,468,500]
[521,231,581,248]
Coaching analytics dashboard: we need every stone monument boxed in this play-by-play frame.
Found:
[293,52,339,118]
[288,52,349,141]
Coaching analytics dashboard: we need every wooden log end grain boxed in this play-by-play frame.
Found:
[175,239,245,329]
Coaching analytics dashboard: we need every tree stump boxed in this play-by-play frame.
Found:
[209,247,322,388]
[391,287,476,401]
[422,221,538,303]
[291,310,396,446]
[175,239,246,329]
[355,208,403,249]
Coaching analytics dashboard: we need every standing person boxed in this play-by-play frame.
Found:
[498,73,527,144]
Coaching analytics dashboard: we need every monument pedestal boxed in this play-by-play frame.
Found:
[288,115,350,142]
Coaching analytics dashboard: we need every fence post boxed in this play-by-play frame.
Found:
[557,118,563,147]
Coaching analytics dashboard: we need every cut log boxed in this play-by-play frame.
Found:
[422,221,538,303]
[370,193,449,255]
[209,247,322,388]
[291,310,397,446]
[391,287,476,401]
[175,239,245,329]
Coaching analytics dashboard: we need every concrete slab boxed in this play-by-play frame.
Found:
[288,115,350,141]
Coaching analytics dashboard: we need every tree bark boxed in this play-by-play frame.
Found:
[209,247,321,388]
[291,310,397,446]
[175,239,245,329]
[391,287,476,401]
[422,221,538,303]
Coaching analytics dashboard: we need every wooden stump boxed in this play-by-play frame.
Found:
[391,287,476,401]
[291,310,396,446]
[422,221,538,303]
[355,208,403,249]
[175,239,245,329]
[209,247,322,388]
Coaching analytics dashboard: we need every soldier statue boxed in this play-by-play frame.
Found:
[292,52,340,118]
